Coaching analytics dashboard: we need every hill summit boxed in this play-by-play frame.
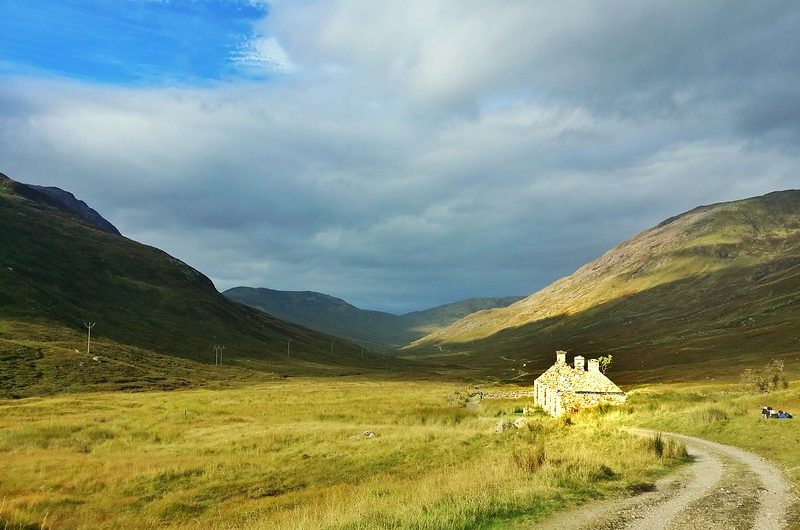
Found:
[0,172,121,235]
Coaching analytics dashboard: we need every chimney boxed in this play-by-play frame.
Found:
[574,355,585,371]
[556,350,566,364]
[588,359,600,373]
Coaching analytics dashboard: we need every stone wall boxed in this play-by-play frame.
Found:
[558,391,626,416]
[486,385,626,417]
[483,390,536,400]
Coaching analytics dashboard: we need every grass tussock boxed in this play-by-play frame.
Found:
[695,407,728,424]
[644,432,689,460]
[512,436,546,473]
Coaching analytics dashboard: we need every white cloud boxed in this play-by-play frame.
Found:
[232,35,295,74]
[2,1,800,312]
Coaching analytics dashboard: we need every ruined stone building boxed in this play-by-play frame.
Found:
[533,350,626,417]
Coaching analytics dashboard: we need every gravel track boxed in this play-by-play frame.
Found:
[534,429,792,530]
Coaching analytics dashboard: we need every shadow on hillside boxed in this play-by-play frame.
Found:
[409,257,800,384]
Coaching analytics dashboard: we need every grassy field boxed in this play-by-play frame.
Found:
[0,379,686,530]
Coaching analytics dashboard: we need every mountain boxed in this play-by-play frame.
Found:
[223,286,522,349]
[0,173,387,397]
[407,190,800,383]
[223,287,403,348]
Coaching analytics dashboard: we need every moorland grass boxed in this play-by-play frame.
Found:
[0,379,685,529]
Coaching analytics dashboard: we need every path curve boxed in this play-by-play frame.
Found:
[535,428,792,530]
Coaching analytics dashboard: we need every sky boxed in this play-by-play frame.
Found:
[1,1,799,314]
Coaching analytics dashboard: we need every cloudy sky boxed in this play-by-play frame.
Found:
[1,1,799,313]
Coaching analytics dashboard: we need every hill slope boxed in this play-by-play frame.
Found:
[223,286,521,349]
[0,173,385,396]
[408,190,800,383]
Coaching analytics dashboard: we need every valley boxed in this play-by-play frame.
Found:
[1,173,799,529]
[3,4,799,528]
[223,287,522,350]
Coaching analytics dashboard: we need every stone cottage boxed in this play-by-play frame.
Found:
[533,350,626,417]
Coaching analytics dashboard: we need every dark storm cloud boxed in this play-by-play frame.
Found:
[1,1,799,313]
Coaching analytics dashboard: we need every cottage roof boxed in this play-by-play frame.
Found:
[534,362,580,391]
[572,370,624,394]
[535,357,624,394]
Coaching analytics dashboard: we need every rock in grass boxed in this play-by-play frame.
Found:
[513,418,529,429]
[350,431,378,440]
[495,419,514,432]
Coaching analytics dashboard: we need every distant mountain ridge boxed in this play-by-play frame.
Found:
[223,286,522,349]
[408,189,800,382]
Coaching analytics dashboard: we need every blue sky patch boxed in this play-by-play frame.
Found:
[0,0,271,84]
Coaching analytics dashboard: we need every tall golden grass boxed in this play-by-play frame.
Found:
[0,380,685,529]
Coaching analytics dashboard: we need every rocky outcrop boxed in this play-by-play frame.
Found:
[6,176,121,236]
[25,184,121,236]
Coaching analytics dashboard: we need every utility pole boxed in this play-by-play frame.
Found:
[213,344,226,366]
[330,339,334,354]
[83,322,96,355]
[287,338,292,358]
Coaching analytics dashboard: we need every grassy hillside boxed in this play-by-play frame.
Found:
[407,190,800,383]
[0,174,398,396]
[400,296,524,336]
[224,286,521,350]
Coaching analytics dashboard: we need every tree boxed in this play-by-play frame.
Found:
[741,359,788,393]
[597,354,613,374]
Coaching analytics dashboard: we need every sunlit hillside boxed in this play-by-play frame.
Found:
[408,191,800,382]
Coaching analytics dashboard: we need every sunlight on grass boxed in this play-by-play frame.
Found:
[0,379,685,529]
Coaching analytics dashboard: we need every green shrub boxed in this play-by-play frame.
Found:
[741,359,789,393]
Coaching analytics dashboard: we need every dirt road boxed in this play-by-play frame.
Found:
[535,429,793,530]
